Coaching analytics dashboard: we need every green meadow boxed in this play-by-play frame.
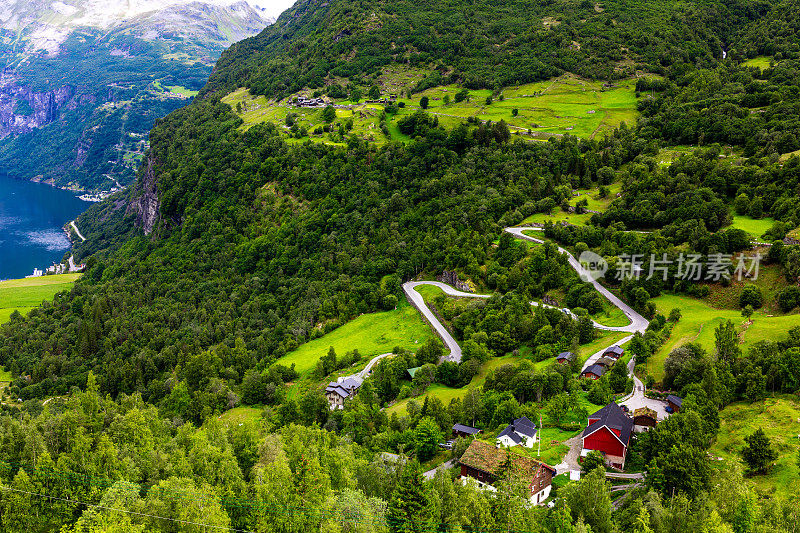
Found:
[276,297,434,377]
[709,396,800,498]
[222,72,640,145]
[521,182,622,226]
[729,214,775,239]
[0,274,80,324]
[647,293,800,382]
[218,406,263,426]
[742,56,773,69]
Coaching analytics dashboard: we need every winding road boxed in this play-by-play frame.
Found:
[70,220,86,242]
[402,226,649,367]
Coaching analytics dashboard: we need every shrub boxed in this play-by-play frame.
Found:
[739,284,763,309]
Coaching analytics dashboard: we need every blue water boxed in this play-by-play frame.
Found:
[0,173,90,280]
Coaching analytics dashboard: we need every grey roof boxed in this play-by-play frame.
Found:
[497,416,537,444]
[582,402,634,446]
[604,345,624,356]
[666,395,682,407]
[325,376,363,399]
[582,364,606,377]
[453,423,482,435]
[325,385,350,398]
[557,351,575,361]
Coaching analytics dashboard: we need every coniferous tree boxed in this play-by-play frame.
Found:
[387,461,434,533]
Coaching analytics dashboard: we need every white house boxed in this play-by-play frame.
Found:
[496,416,538,448]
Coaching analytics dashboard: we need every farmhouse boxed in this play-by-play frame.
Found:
[581,364,606,379]
[632,407,658,432]
[459,440,556,505]
[325,376,363,409]
[581,402,634,470]
[666,395,682,413]
[295,96,326,107]
[453,423,482,439]
[603,345,624,359]
[496,416,538,448]
[556,351,575,365]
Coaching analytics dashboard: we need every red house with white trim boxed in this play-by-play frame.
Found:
[581,402,634,470]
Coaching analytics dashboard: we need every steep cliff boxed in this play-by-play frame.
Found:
[0,1,273,192]
[127,155,160,235]
[0,69,80,137]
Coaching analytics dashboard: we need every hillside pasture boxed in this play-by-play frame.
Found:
[276,297,434,377]
[647,293,800,382]
[0,274,80,324]
[222,73,640,146]
[709,396,800,498]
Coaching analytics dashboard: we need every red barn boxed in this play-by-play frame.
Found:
[581,402,634,470]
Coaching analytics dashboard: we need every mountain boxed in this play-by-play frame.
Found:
[1,0,800,529]
[0,0,273,192]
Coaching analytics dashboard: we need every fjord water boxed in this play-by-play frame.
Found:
[0,172,89,280]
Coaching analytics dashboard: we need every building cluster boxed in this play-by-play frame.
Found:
[580,344,624,379]
[294,96,326,107]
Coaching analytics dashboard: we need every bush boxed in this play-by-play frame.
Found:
[778,286,800,312]
[739,284,763,309]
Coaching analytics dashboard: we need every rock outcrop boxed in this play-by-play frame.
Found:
[437,270,473,292]
[127,156,160,235]
[0,69,79,137]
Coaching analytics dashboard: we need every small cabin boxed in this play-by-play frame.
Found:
[581,364,605,380]
[666,395,682,413]
[632,407,657,432]
[603,345,624,359]
[556,352,575,365]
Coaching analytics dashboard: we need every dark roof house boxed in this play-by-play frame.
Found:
[556,351,575,363]
[496,416,538,448]
[603,345,624,358]
[325,376,363,409]
[666,395,682,412]
[581,364,606,379]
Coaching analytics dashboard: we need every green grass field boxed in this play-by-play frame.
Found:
[647,293,800,382]
[729,215,775,239]
[709,396,800,498]
[0,274,80,324]
[742,57,773,69]
[276,298,434,377]
[218,406,263,426]
[222,72,640,146]
[165,85,199,97]
[521,182,622,226]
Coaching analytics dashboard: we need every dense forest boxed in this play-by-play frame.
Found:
[1,0,800,530]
